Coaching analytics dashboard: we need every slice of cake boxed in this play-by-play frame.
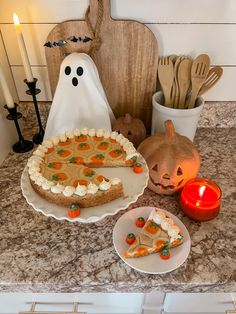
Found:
[27,128,139,208]
[124,208,183,258]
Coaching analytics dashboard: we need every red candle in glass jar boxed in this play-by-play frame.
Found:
[180,178,222,221]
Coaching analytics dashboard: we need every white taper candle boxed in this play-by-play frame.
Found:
[0,64,15,108]
[13,13,34,82]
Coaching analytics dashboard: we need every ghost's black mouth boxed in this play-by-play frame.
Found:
[72,77,78,86]
[150,177,184,190]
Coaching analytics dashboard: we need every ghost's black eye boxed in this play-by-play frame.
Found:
[77,66,83,76]
[65,66,71,75]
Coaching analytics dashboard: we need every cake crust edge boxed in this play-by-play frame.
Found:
[30,178,124,208]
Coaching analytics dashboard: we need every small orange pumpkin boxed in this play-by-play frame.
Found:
[112,113,146,148]
[138,120,200,195]
[68,203,80,218]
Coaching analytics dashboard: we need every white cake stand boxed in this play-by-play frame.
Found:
[21,155,149,223]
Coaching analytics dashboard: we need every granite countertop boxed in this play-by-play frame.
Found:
[0,102,235,293]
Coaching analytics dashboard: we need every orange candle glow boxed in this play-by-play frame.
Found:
[180,178,221,221]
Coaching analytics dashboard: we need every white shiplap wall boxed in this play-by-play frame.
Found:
[0,0,236,101]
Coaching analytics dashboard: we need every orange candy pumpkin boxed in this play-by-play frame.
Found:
[138,120,200,195]
[133,163,143,174]
[68,203,80,218]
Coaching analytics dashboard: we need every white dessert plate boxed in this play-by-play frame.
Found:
[113,206,191,274]
[21,155,149,223]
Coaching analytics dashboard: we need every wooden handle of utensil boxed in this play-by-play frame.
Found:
[164,90,172,107]
[188,89,198,109]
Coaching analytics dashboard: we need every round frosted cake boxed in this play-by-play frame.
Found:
[27,128,139,208]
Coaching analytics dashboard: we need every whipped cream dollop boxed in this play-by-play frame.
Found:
[87,183,99,194]
[74,129,81,136]
[35,175,47,186]
[59,133,67,142]
[99,179,111,191]
[30,172,41,182]
[37,145,48,153]
[168,225,181,240]
[74,184,87,197]
[28,155,42,162]
[63,186,75,197]
[43,139,53,148]
[50,136,60,145]
[126,147,136,156]
[51,184,65,194]
[120,138,129,146]
[81,127,89,135]
[123,142,134,151]
[33,150,45,158]
[66,131,74,139]
[96,129,104,137]
[88,128,96,137]
[27,158,41,168]
[42,180,54,191]
[116,133,124,142]
[110,177,121,185]
[28,166,40,175]
[110,131,119,140]
[103,130,110,138]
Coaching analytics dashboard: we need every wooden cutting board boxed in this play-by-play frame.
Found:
[45,0,158,131]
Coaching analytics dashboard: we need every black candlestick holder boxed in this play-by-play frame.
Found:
[24,78,44,144]
[4,104,34,153]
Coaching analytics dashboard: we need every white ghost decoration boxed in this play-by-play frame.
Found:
[44,52,115,139]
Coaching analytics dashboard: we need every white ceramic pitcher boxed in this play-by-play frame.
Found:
[151,91,204,141]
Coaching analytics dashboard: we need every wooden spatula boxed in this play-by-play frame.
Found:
[177,58,192,109]
[198,66,223,96]
[158,57,174,107]
[188,54,210,109]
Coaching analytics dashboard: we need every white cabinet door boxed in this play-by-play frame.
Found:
[164,293,236,314]
[0,293,144,314]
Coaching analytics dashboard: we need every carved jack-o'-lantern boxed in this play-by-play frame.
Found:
[113,113,146,147]
[138,120,200,195]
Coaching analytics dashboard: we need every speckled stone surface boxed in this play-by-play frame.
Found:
[18,101,236,129]
[0,126,235,293]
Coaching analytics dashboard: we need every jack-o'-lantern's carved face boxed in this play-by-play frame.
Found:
[148,151,198,195]
[138,120,200,195]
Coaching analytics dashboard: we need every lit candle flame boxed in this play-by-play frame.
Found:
[13,13,20,25]
[199,185,206,197]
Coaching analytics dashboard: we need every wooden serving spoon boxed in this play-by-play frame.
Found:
[177,58,192,109]
[188,54,210,109]
[198,66,223,96]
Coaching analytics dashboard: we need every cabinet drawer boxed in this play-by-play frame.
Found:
[0,293,144,314]
[164,293,236,314]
